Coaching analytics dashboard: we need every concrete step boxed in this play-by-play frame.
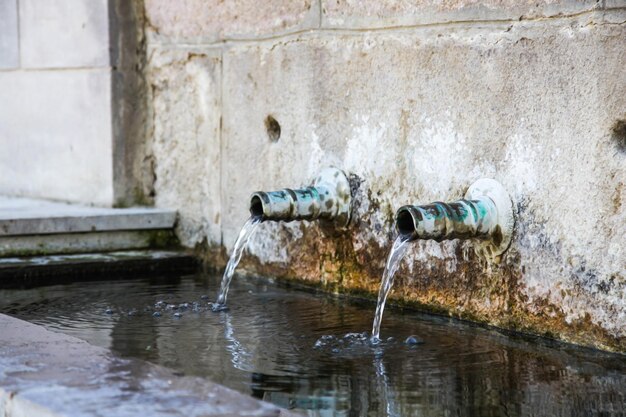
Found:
[0,196,178,256]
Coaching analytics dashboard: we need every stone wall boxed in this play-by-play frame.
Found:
[0,0,113,205]
[143,1,625,352]
[0,0,147,207]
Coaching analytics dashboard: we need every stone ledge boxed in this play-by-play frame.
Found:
[0,230,177,258]
[0,250,199,288]
[0,196,176,236]
[0,314,299,417]
[321,0,623,30]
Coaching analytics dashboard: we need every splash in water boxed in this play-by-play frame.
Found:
[371,235,411,341]
[213,216,262,310]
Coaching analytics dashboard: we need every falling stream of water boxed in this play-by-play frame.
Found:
[213,216,262,310]
[371,235,411,341]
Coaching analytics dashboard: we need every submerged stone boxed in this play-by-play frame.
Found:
[405,335,424,346]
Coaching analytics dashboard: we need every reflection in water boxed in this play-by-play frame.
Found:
[1,274,625,416]
[374,357,400,417]
[221,311,253,372]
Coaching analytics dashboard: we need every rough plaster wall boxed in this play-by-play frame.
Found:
[143,1,626,351]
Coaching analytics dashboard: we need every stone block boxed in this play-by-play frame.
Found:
[219,15,626,350]
[0,0,19,69]
[0,69,114,206]
[321,0,606,29]
[148,47,222,246]
[144,0,319,44]
[19,0,109,68]
[0,314,298,417]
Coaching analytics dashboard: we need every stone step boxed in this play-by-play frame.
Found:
[0,250,199,288]
[0,196,175,235]
[0,196,177,256]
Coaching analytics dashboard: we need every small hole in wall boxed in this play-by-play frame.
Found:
[611,119,626,153]
[265,115,281,143]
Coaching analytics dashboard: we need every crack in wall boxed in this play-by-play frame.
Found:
[146,6,626,48]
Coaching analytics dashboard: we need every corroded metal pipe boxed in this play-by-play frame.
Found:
[249,167,352,227]
[395,179,515,259]
[396,199,496,241]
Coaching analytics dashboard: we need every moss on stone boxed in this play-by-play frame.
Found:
[147,230,179,248]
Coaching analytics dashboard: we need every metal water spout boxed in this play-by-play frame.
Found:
[395,179,515,260]
[249,167,352,227]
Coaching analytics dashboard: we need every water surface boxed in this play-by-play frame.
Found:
[1,274,624,416]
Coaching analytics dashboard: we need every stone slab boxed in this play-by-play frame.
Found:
[0,196,176,236]
[144,0,319,44]
[0,250,198,288]
[0,0,19,69]
[321,0,612,29]
[19,0,110,68]
[0,313,298,417]
[0,69,114,206]
[0,230,175,257]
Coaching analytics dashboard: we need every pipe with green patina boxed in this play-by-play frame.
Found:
[395,179,515,259]
[249,167,352,227]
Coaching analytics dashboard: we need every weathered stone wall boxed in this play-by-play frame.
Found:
[143,1,626,352]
